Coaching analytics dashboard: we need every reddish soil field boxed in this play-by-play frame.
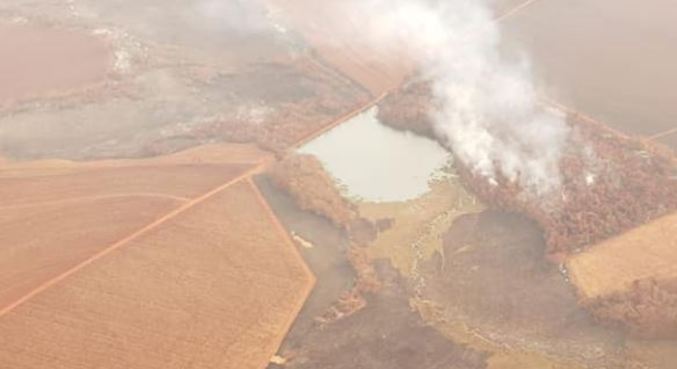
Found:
[0,145,260,311]
[0,164,250,207]
[0,196,179,308]
[0,178,313,368]
[568,213,677,300]
[0,23,111,104]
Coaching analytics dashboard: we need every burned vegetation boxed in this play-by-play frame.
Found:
[586,278,677,339]
[379,80,677,257]
[457,117,677,256]
[380,80,677,341]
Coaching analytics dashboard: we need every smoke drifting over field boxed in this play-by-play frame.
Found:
[200,0,569,194]
[197,0,271,34]
[347,0,570,194]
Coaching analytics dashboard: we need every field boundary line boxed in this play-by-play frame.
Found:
[0,193,190,210]
[289,0,539,154]
[649,127,677,141]
[0,162,264,318]
[495,0,542,22]
[541,96,636,140]
[247,177,316,285]
[246,177,316,369]
[291,92,390,149]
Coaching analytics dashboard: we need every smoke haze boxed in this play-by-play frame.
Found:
[345,0,570,194]
[196,0,272,34]
[198,0,570,194]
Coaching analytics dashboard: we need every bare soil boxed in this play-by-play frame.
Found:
[0,180,313,369]
[0,147,255,310]
[0,23,111,105]
[500,0,677,146]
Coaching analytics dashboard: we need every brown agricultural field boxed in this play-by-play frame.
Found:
[266,0,413,96]
[265,0,541,100]
[500,0,677,147]
[568,213,677,300]
[0,176,314,368]
[0,144,268,311]
[567,212,677,338]
[0,22,111,107]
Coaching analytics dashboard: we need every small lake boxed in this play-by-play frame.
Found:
[298,107,451,202]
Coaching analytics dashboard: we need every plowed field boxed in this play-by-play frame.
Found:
[0,146,313,368]
[0,146,262,310]
[567,212,677,301]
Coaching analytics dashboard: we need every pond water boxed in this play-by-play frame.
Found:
[298,107,450,202]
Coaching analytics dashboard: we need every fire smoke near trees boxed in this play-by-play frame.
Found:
[205,0,570,194]
[346,0,571,195]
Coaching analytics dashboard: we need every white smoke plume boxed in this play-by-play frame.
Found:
[196,0,272,34]
[198,0,569,194]
[346,0,570,194]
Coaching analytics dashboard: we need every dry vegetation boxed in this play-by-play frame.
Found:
[316,245,382,325]
[268,154,358,228]
[0,13,373,162]
[585,278,677,339]
[377,80,438,140]
[185,59,372,156]
[378,80,677,255]
[568,212,677,338]
[362,180,483,277]
[458,116,677,256]
[0,176,313,369]
[376,80,677,341]
[267,153,389,322]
